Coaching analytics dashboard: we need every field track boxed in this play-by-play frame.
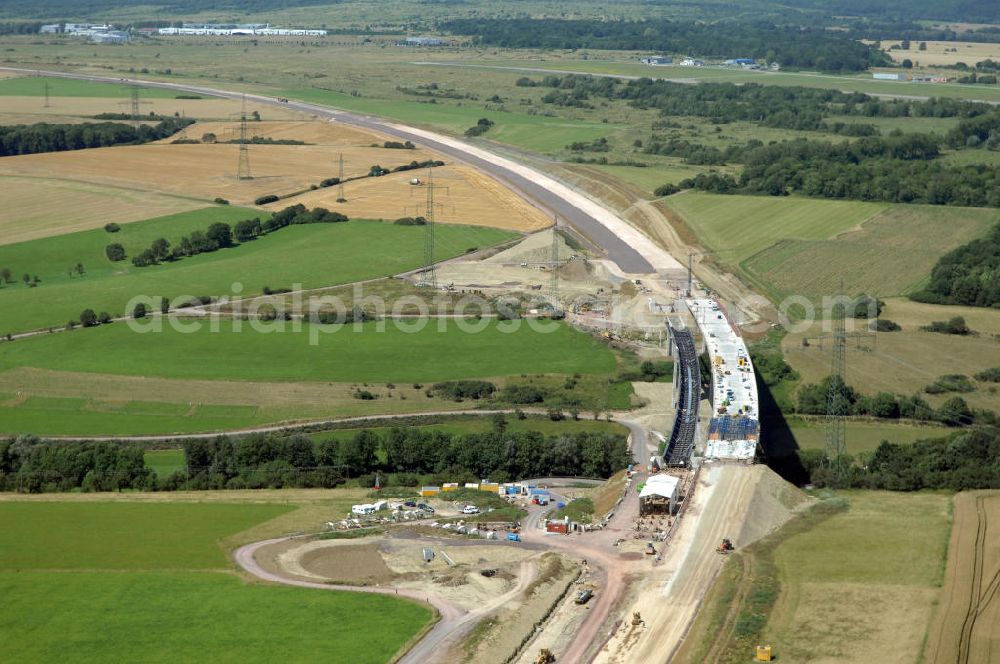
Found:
[925,492,1000,664]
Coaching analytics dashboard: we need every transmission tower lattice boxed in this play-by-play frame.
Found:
[824,299,848,476]
[236,94,253,180]
[337,153,346,202]
[130,86,140,123]
[420,167,439,289]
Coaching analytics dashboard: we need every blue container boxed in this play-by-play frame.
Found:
[556,502,566,508]
[507,533,521,542]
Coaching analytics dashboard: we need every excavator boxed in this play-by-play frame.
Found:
[716,538,734,554]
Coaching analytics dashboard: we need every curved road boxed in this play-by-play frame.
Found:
[0,66,672,273]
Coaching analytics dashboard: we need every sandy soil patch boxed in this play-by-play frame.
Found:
[0,176,204,245]
[299,542,397,583]
[276,163,551,232]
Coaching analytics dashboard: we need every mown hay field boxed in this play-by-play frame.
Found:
[0,209,515,333]
[0,175,206,244]
[663,191,886,267]
[0,141,436,206]
[782,298,1000,412]
[745,205,999,300]
[924,491,1000,664]
[0,500,431,663]
[882,40,1000,66]
[764,491,951,664]
[283,163,552,232]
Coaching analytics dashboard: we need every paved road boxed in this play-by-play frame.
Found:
[1,67,656,273]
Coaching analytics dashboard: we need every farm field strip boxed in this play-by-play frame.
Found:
[925,492,1000,664]
[764,492,951,664]
[0,210,516,333]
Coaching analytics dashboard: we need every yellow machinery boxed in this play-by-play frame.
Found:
[755,645,773,661]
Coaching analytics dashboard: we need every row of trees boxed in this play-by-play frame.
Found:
[676,136,1000,207]
[441,19,888,72]
[796,375,990,428]
[0,118,194,156]
[801,427,1000,491]
[178,427,631,490]
[128,205,348,268]
[0,437,153,493]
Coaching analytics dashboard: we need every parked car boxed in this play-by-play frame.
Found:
[575,590,594,605]
[417,503,435,513]
[404,500,417,508]
[462,505,480,515]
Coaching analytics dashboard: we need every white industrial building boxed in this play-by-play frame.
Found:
[158,25,327,36]
[639,473,680,515]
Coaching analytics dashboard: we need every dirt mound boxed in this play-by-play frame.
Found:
[734,464,812,547]
[433,565,470,587]
[486,229,572,264]
[298,542,396,583]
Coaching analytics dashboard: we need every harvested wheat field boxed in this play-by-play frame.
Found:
[0,142,437,206]
[167,120,398,146]
[883,41,1000,66]
[0,95,306,123]
[0,176,204,244]
[284,164,552,232]
[924,491,1000,664]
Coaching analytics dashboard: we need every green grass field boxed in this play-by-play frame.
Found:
[0,502,291,569]
[276,86,618,152]
[664,192,886,266]
[744,205,998,300]
[787,417,947,455]
[0,208,515,333]
[0,319,614,383]
[665,192,998,303]
[0,75,181,98]
[764,492,951,663]
[0,501,431,663]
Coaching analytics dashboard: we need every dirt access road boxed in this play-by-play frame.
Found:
[235,536,539,664]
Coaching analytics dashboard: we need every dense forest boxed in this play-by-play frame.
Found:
[441,19,889,73]
[913,222,1000,307]
[0,426,631,492]
[0,118,193,156]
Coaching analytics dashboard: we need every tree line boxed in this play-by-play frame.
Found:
[440,18,888,73]
[124,204,347,268]
[799,426,1000,490]
[0,426,631,493]
[0,118,194,156]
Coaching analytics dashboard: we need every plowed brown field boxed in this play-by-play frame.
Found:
[925,492,1000,664]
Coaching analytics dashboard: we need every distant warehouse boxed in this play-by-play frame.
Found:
[873,72,910,81]
[157,25,327,36]
[640,55,673,65]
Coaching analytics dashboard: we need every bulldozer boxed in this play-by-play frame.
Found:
[535,648,555,664]
[716,538,734,554]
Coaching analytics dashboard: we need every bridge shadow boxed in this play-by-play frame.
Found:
[756,377,809,486]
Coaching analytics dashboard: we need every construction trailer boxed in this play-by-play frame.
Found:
[639,474,680,516]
